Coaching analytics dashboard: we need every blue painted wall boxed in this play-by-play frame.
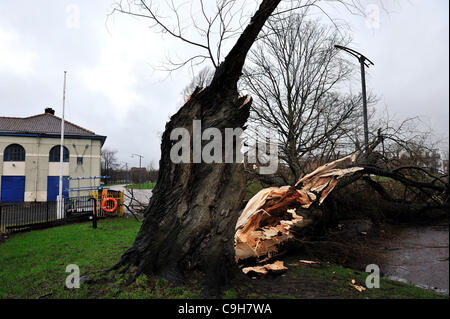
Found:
[1,176,25,202]
[47,176,69,201]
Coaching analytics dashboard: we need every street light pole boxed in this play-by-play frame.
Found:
[359,56,370,150]
[334,45,374,154]
[123,162,129,183]
[131,154,144,168]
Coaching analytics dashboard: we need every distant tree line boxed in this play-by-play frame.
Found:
[101,148,159,184]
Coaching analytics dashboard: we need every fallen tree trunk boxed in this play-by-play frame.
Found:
[234,154,448,274]
[234,156,363,270]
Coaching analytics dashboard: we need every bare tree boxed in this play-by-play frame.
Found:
[129,168,148,184]
[107,0,404,293]
[350,115,449,206]
[123,187,151,219]
[242,12,373,183]
[112,0,258,72]
[101,148,119,177]
[111,0,369,73]
[147,160,159,183]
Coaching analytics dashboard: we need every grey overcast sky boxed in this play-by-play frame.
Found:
[0,0,448,169]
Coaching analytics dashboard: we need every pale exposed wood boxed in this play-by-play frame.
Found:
[299,260,320,264]
[295,155,354,187]
[235,157,363,271]
[242,260,287,276]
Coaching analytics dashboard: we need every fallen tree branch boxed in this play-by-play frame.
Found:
[362,175,395,202]
[357,164,448,194]
[392,166,448,186]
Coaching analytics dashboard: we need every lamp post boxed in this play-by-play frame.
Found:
[122,162,129,183]
[334,45,374,153]
[131,154,144,168]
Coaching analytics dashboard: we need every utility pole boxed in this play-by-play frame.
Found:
[131,154,144,168]
[123,162,129,183]
[57,71,67,219]
[334,45,374,154]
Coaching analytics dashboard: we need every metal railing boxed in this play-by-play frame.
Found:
[0,201,58,232]
[0,190,125,233]
[0,197,95,233]
[64,196,94,216]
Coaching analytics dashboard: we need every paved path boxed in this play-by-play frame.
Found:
[107,184,153,215]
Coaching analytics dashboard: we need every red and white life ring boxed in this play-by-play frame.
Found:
[101,197,118,213]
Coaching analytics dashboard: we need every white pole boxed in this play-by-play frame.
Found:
[57,71,67,219]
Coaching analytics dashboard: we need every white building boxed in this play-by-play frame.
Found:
[0,108,106,202]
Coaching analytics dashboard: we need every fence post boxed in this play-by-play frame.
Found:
[88,197,97,229]
[93,197,97,229]
[0,205,3,232]
[46,201,49,223]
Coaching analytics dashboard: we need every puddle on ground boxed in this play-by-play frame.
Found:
[380,224,449,295]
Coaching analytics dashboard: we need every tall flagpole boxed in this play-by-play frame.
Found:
[57,71,67,219]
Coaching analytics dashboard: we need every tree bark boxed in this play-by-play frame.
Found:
[111,0,281,291]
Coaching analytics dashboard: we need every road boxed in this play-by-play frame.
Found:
[107,184,153,215]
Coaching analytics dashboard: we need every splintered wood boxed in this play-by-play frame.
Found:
[235,156,363,275]
[242,261,287,276]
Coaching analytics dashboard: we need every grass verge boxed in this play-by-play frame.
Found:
[0,217,140,298]
[227,256,446,299]
[125,183,156,190]
[0,218,446,299]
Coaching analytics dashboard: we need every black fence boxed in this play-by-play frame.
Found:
[0,197,94,233]
[64,196,94,216]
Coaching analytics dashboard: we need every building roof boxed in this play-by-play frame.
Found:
[0,112,106,144]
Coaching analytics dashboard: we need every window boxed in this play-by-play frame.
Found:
[49,145,69,162]
[3,144,25,161]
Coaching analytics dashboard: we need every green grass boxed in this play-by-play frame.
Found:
[371,176,395,183]
[231,256,447,299]
[245,181,265,200]
[0,217,140,298]
[102,182,127,187]
[285,260,446,299]
[125,183,156,190]
[115,275,202,299]
[0,217,201,299]
[222,289,238,299]
[0,218,446,299]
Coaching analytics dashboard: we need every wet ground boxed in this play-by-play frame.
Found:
[380,223,449,295]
